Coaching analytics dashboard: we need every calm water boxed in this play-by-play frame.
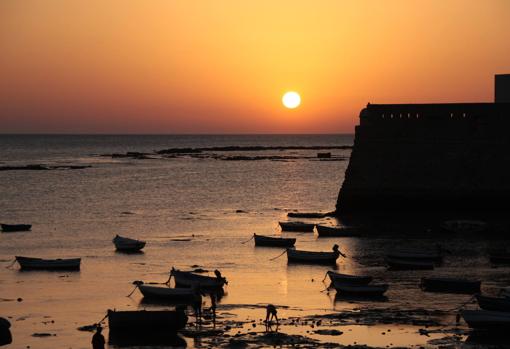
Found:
[1,135,509,349]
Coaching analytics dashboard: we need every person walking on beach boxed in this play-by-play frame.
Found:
[91,325,105,349]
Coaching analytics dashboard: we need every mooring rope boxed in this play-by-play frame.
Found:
[322,271,329,282]
[241,235,254,244]
[5,258,16,269]
[269,249,287,261]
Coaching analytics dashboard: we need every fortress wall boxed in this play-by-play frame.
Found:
[336,103,510,213]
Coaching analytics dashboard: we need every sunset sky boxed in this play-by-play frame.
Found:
[1,0,509,134]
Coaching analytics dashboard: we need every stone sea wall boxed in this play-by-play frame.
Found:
[336,102,510,213]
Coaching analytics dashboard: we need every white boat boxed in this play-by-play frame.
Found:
[170,268,227,288]
[333,283,389,297]
[287,245,344,265]
[113,235,146,252]
[441,220,488,234]
[279,221,315,232]
[461,310,510,331]
[326,271,372,285]
[15,256,81,270]
[138,285,195,301]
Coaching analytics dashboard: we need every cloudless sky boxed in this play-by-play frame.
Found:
[1,0,509,134]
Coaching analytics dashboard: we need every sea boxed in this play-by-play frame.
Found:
[1,134,509,349]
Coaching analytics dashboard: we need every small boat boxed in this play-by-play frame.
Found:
[254,234,296,247]
[421,277,481,294]
[138,285,195,302]
[461,310,510,331]
[113,235,146,252]
[1,224,31,232]
[15,256,81,271]
[387,249,442,263]
[386,257,434,270]
[316,225,359,237]
[279,221,315,232]
[326,271,373,286]
[441,220,488,234]
[287,245,344,265]
[333,283,389,297]
[107,309,187,331]
[287,212,325,218]
[501,287,510,298]
[170,268,227,288]
[476,294,510,312]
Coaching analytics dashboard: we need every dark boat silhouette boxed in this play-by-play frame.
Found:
[254,234,296,247]
[1,224,31,232]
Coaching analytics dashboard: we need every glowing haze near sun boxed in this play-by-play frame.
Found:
[282,92,301,109]
[0,0,510,133]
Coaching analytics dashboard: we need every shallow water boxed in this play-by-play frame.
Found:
[1,134,509,348]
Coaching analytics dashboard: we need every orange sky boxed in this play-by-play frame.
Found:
[1,0,509,134]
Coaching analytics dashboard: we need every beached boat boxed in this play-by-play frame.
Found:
[170,268,227,288]
[421,277,481,294]
[113,235,146,252]
[1,224,31,232]
[316,225,360,237]
[476,295,510,312]
[15,256,81,270]
[386,256,434,270]
[333,283,389,297]
[326,271,373,285]
[461,310,510,331]
[279,221,315,232]
[138,285,195,302]
[107,309,187,331]
[441,220,488,234]
[287,245,343,265]
[253,234,295,247]
[387,249,443,263]
[287,212,325,218]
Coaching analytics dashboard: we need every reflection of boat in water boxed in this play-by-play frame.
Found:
[254,234,295,247]
[170,268,227,289]
[16,256,81,271]
[333,283,389,298]
[421,277,481,294]
[1,224,31,232]
[326,271,372,285]
[287,245,343,265]
[476,295,510,312]
[287,212,325,218]
[279,221,315,232]
[108,330,187,347]
[461,310,510,331]
[107,309,187,332]
[113,235,146,252]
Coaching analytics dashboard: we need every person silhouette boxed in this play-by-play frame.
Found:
[265,304,278,324]
[91,325,105,349]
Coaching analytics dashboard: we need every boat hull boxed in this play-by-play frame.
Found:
[279,222,315,232]
[254,234,295,247]
[316,225,359,237]
[138,285,194,302]
[16,256,81,271]
[171,269,226,288]
[462,310,510,331]
[421,277,481,294]
[476,295,510,312]
[107,309,187,331]
[327,271,372,285]
[386,257,434,270]
[333,284,389,297]
[287,249,339,265]
[1,224,31,232]
[113,236,146,252]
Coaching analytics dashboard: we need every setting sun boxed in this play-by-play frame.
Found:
[282,92,301,109]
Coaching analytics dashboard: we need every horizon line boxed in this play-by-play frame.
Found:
[0,132,355,136]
